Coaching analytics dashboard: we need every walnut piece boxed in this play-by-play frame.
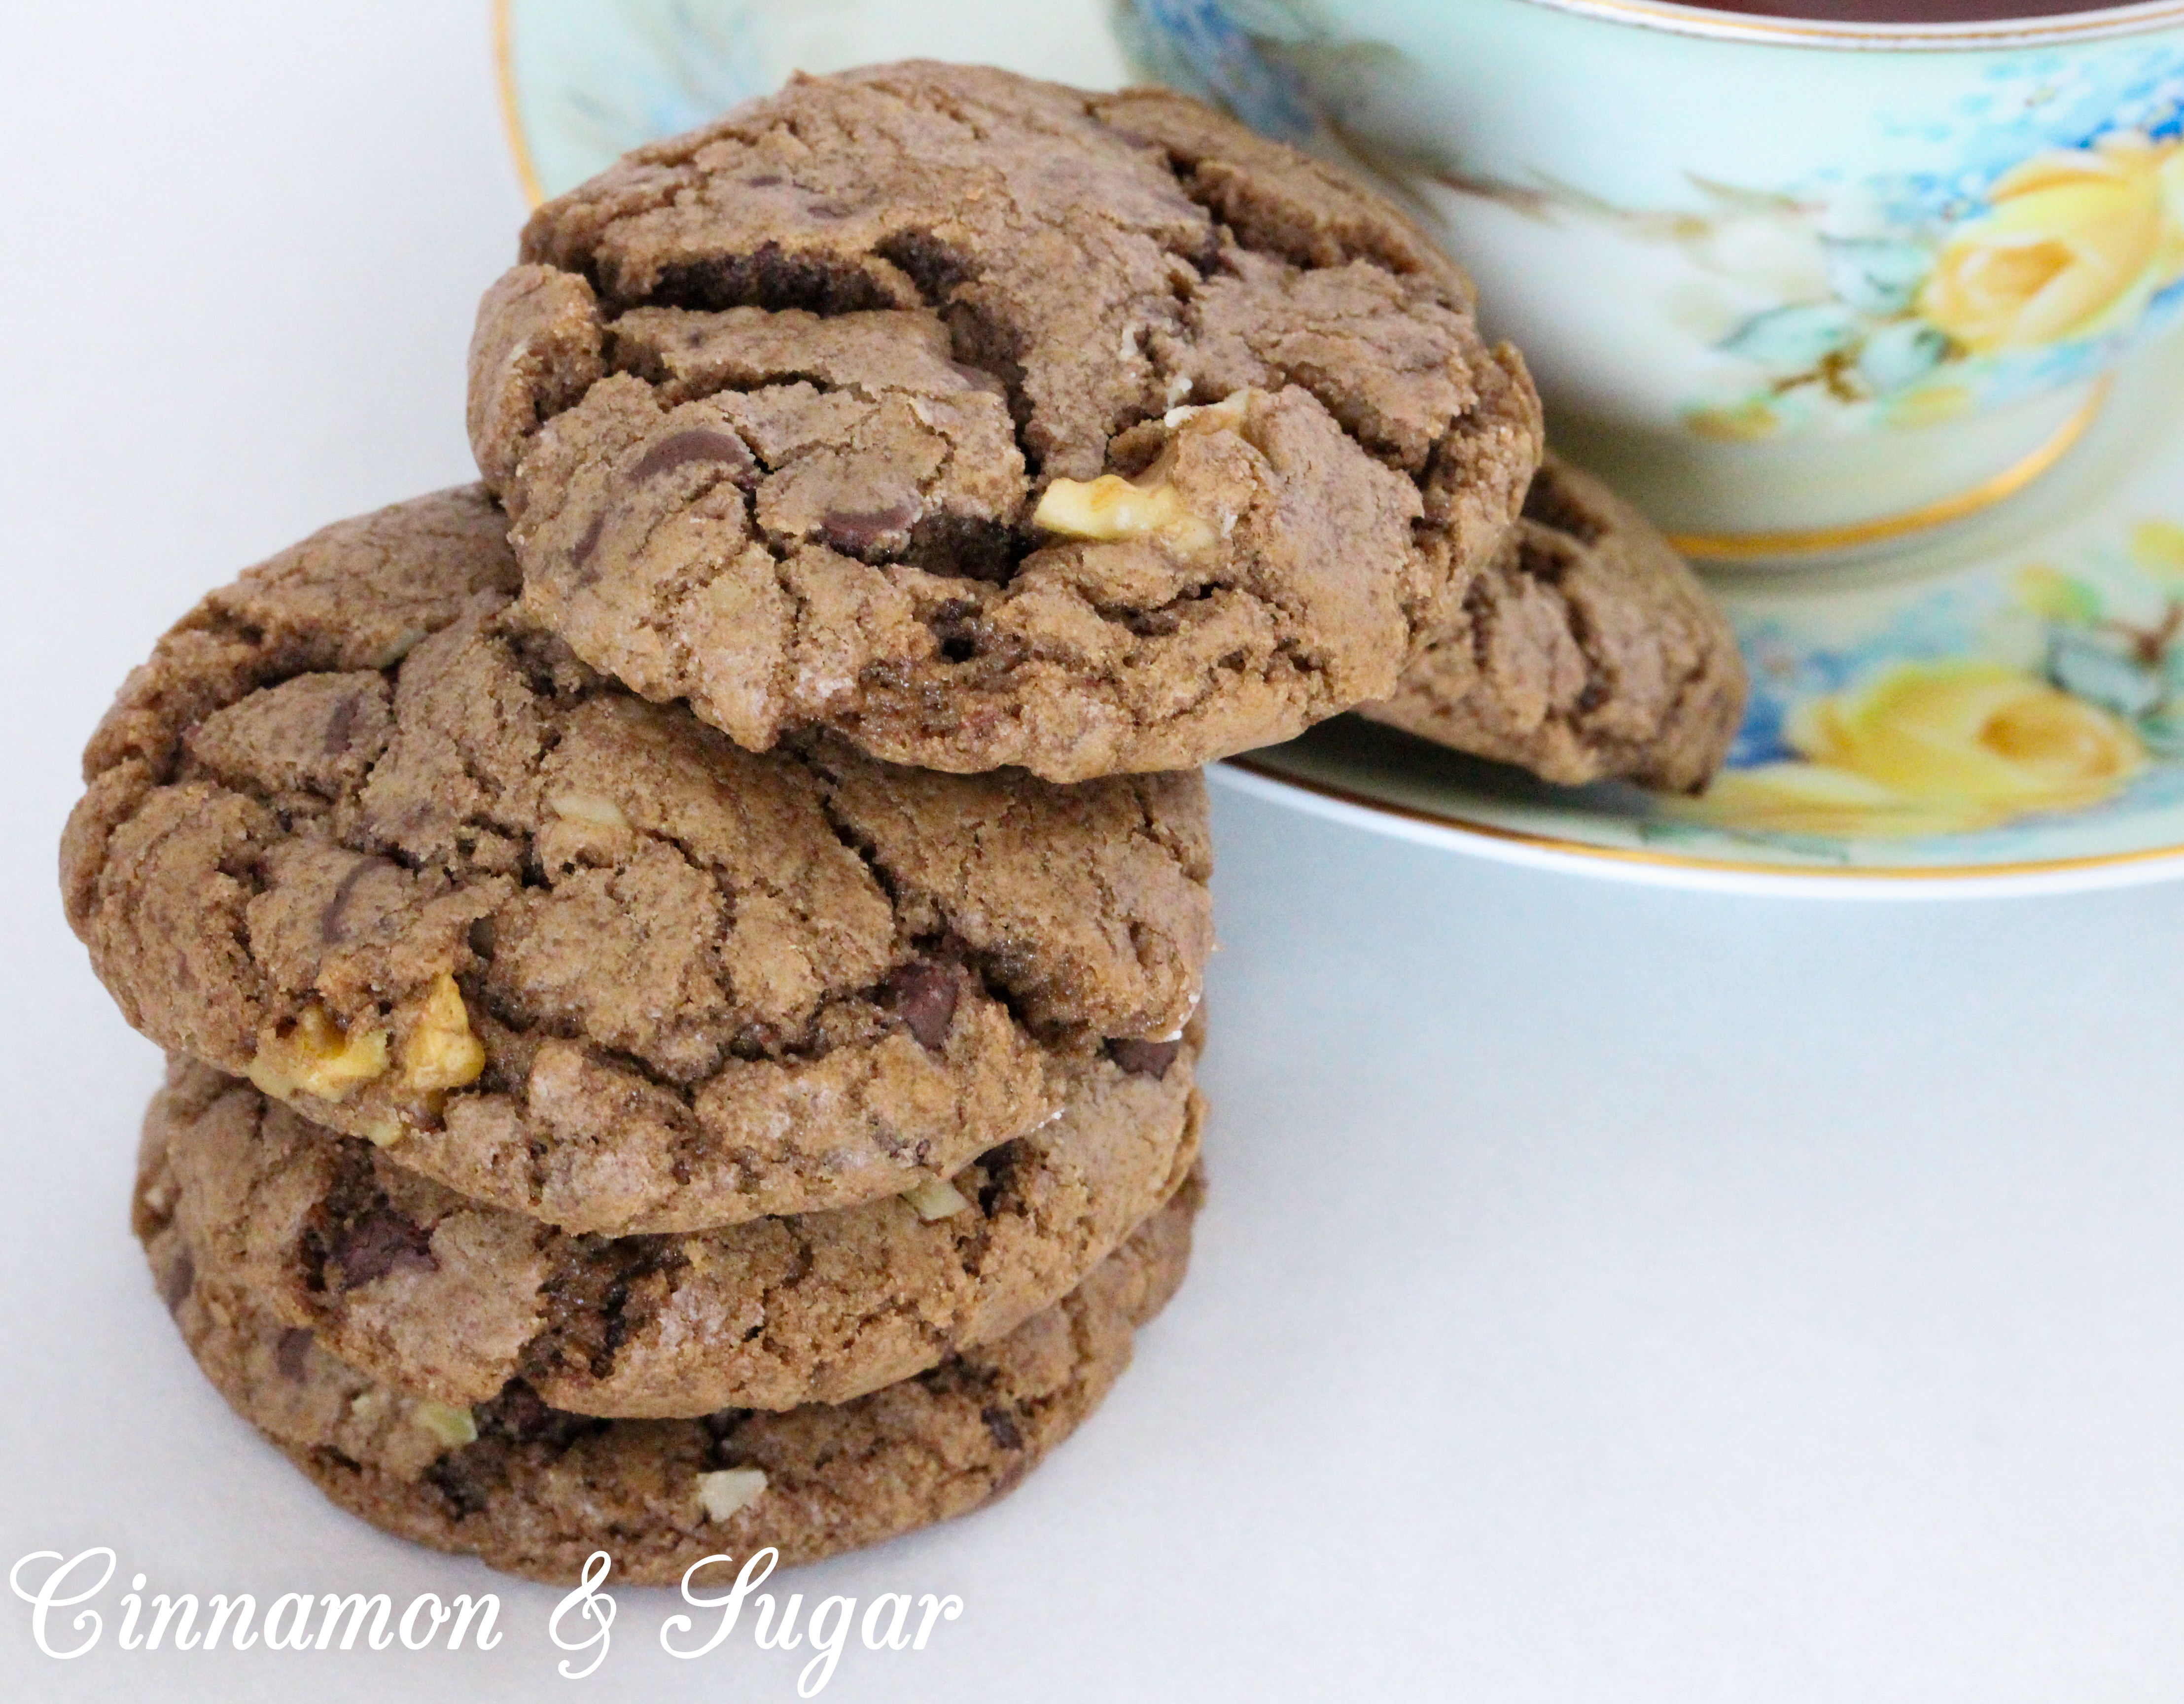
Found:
[1033,475,1217,552]
[247,1004,390,1105]
[397,972,487,1094]
[547,791,631,830]
[1032,392,1252,553]
[902,1175,972,1222]
[412,1399,479,1449]
[697,1467,769,1523]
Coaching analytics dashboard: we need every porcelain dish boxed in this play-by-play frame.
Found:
[499,0,2184,896]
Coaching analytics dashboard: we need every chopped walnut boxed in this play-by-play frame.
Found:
[1032,476,1217,552]
[1032,391,1250,553]
[697,1467,769,1523]
[397,972,487,1094]
[247,1004,390,1105]
[412,1399,479,1449]
[902,1174,972,1222]
[548,791,631,830]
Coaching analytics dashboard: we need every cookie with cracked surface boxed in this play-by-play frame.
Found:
[1360,455,1748,793]
[63,486,1213,1235]
[469,61,1542,782]
[143,1162,1201,1583]
[137,1035,1201,1416]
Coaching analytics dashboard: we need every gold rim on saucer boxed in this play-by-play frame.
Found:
[1665,380,2112,563]
[1222,750,2184,885]
[494,0,546,209]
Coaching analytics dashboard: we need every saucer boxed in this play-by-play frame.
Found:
[494,0,1131,202]
[1229,328,2184,898]
[497,0,2184,897]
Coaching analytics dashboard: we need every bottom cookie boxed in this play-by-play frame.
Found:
[144,1171,1200,1584]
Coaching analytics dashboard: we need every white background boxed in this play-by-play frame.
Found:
[7,4,2184,1700]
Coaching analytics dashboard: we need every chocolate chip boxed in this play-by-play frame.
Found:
[981,1404,1024,1451]
[275,1328,314,1383]
[818,497,921,558]
[323,691,362,758]
[570,510,606,578]
[884,961,959,1052]
[328,1205,437,1291]
[629,427,758,488]
[319,854,393,945]
[1107,1038,1181,1079]
[159,1250,194,1314]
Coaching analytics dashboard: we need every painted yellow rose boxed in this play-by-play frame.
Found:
[2132,518,2184,581]
[1920,132,2184,353]
[1685,762,1990,839]
[1680,659,2146,838]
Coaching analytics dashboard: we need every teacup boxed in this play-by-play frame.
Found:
[1113,0,2184,562]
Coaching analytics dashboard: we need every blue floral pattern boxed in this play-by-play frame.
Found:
[1115,1,2184,440]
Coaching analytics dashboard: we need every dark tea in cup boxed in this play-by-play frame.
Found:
[1691,0,2128,20]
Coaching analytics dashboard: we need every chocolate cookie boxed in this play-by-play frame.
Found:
[469,61,1542,782]
[1361,456,1748,792]
[138,1038,1201,1416]
[64,486,1213,1234]
[143,1168,1201,1583]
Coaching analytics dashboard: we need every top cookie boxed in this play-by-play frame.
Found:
[469,61,1542,782]
[1361,456,1748,793]
[62,486,1213,1234]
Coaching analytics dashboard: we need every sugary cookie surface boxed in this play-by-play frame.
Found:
[139,1044,1201,1416]
[141,1160,1202,1583]
[63,486,1213,1234]
[471,62,1542,781]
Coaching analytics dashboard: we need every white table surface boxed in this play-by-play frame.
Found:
[8,5,2184,1701]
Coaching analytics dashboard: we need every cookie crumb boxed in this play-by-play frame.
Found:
[350,1387,395,1424]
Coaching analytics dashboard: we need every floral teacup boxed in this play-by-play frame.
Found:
[1114,0,2184,562]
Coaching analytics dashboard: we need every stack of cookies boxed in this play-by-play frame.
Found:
[61,63,1744,1583]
